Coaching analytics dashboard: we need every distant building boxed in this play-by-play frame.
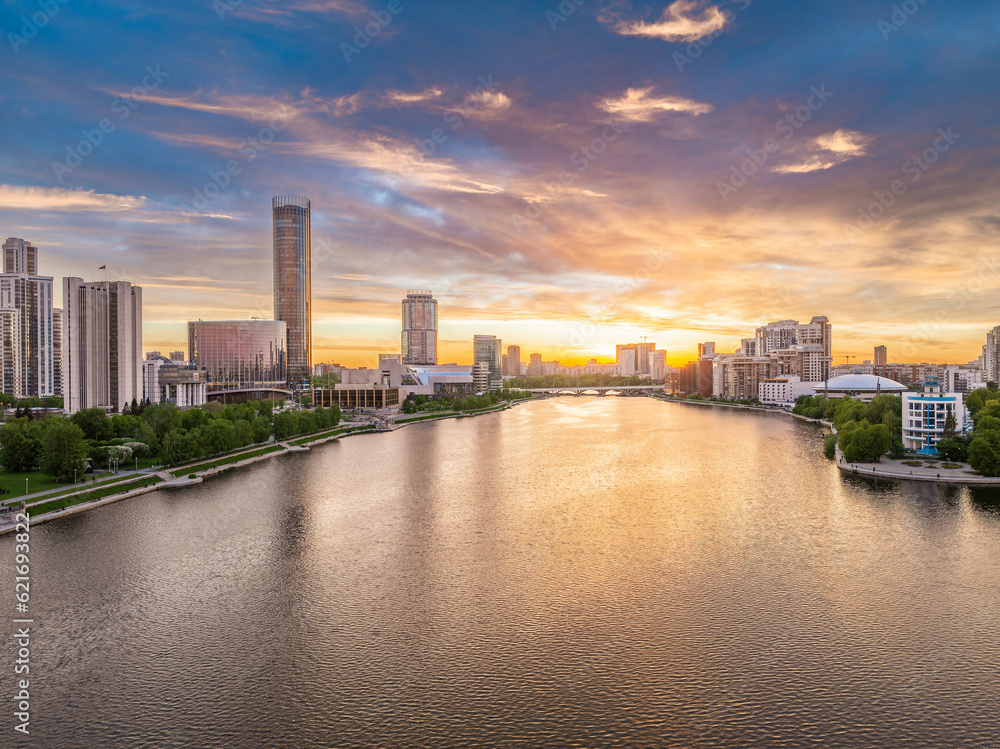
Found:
[505,345,521,376]
[617,342,659,376]
[874,345,887,367]
[649,350,667,382]
[943,364,984,395]
[143,356,208,408]
[902,382,964,455]
[62,278,142,414]
[379,353,402,365]
[0,238,55,397]
[272,195,311,386]
[473,335,502,389]
[188,320,287,396]
[527,353,544,377]
[170,350,185,362]
[401,290,438,365]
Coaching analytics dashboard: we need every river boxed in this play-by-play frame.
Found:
[4,397,1000,747]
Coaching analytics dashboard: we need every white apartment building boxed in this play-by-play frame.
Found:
[902,382,964,455]
[758,375,816,407]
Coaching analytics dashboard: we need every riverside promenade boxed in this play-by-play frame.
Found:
[0,403,524,535]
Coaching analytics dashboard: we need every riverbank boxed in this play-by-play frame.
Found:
[663,396,1000,486]
[0,400,527,534]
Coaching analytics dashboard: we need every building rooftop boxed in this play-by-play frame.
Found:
[814,374,907,391]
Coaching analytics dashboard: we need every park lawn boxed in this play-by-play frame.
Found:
[28,475,162,517]
[176,445,284,475]
[0,470,70,499]
[288,424,375,446]
[23,472,141,506]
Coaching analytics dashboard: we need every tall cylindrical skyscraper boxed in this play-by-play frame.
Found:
[272,195,311,386]
[401,290,437,365]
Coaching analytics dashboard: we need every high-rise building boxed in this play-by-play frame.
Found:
[188,320,287,393]
[794,316,832,382]
[0,238,55,398]
[505,345,521,376]
[52,307,62,397]
[473,335,502,390]
[698,342,716,359]
[617,342,660,376]
[527,353,544,377]
[272,195,311,386]
[649,349,668,381]
[401,290,438,365]
[874,345,887,367]
[755,320,798,355]
[62,279,142,414]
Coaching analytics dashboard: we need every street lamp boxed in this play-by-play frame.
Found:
[25,478,28,496]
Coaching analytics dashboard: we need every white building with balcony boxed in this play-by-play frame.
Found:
[902,382,964,455]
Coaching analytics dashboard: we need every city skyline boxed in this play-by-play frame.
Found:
[3,2,999,367]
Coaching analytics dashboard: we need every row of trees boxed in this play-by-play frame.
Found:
[794,393,905,462]
[0,417,87,481]
[1,399,343,479]
[400,390,533,414]
[957,386,1000,475]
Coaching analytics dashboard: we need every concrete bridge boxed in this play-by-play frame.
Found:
[514,386,665,397]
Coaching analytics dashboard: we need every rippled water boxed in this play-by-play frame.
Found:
[4,397,1000,747]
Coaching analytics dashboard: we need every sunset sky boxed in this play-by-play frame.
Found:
[2,0,999,367]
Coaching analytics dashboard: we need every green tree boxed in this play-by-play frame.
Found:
[71,408,113,441]
[936,436,970,462]
[0,419,43,471]
[40,419,88,481]
[969,430,1000,477]
[942,411,956,440]
[823,432,838,460]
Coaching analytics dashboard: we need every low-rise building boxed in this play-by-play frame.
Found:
[758,375,817,407]
[313,385,400,411]
[142,356,208,408]
[902,382,964,455]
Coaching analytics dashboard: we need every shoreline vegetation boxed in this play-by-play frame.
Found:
[7,388,1000,533]
[0,398,526,534]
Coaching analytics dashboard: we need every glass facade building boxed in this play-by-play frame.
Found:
[188,320,287,391]
[272,195,311,386]
[401,290,437,365]
[473,334,502,390]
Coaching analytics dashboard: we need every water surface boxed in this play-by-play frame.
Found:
[5,398,1000,747]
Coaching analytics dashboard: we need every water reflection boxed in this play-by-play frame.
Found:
[4,397,1000,748]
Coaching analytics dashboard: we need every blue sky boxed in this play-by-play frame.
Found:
[2,0,999,365]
